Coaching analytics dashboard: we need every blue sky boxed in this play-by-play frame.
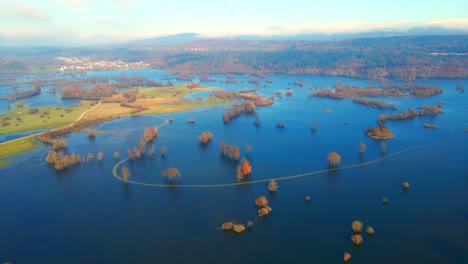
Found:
[0,0,466,45]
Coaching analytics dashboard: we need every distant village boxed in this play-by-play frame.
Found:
[55,56,150,71]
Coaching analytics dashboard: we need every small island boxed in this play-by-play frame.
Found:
[365,125,395,139]
[422,123,438,129]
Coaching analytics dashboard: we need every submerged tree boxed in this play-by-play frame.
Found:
[52,137,67,150]
[359,142,367,154]
[86,152,94,162]
[233,224,246,234]
[254,196,269,207]
[351,234,363,245]
[121,166,131,183]
[143,127,158,142]
[96,150,103,161]
[402,181,410,189]
[255,196,271,217]
[268,179,278,192]
[139,138,147,153]
[311,122,317,131]
[221,221,234,230]
[87,129,96,138]
[160,146,167,157]
[244,100,256,113]
[220,142,240,160]
[147,144,156,156]
[134,149,141,158]
[327,151,342,166]
[245,145,252,153]
[198,131,213,144]
[126,149,134,159]
[45,150,57,163]
[344,253,352,262]
[236,158,252,181]
[351,220,363,232]
[162,167,181,182]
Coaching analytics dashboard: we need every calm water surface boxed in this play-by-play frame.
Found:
[0,72,467,263]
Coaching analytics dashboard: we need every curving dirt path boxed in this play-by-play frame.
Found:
[0,101,101,147]
[112,118,428,188]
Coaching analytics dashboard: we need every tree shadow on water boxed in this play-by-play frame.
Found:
[326,164,340,185]
[122,183,132,199]
[358,154,365,163]
[326,164,340,176]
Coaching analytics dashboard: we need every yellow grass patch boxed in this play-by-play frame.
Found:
[0,137,40,167]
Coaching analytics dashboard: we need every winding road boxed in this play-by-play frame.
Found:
[112,118,430,188]
[0,101,101,146]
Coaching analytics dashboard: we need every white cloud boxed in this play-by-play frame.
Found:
[60,0,89,8]
[113,0,139,7]
[97,17,121,26]
[0,1,49,21]
[0,27,47,38]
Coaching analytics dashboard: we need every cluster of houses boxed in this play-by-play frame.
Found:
[55,56,150,71]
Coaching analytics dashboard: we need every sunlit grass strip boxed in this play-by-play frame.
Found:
[138,96,229,115]
[0,137,40,167]
[134,85,218,98]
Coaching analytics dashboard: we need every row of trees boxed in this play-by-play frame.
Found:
[312,83,442,99]
[163,35,468,81]
[61,83,116,99]
[220,142,241,160]
[46,149,103,170]
[222,101,256,123]
[378,105,443,122]
[120,167,181,184]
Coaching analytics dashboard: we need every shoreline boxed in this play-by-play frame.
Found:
[0,87,231,166]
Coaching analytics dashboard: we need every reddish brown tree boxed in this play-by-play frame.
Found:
[121,166,131,183]
[97,151,103,161]
[143,127,158,142]
[268,179,278,192]
[327,151,341,166]
[162,167,181,182]
[359,142,367,154]
[220,142,240,160]
[198,131,213,144]
[160,147,167,157]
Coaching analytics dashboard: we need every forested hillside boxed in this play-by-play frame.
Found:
[161,35,468,81]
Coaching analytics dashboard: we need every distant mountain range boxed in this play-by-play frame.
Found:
[126,33,201,46]
[125,27,467,46]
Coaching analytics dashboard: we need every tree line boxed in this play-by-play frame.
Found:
[161,35,468,81]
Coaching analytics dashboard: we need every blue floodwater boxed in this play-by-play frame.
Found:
[0,72,467,263]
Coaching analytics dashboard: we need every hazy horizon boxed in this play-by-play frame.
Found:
[0,0,467,46]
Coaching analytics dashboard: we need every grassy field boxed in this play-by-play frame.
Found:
[0,85,230,165]
[0,86,222,135]
[0,137,41,167]
[135,85,218,98]
[0,102,95,134]
[138,96,228,115]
